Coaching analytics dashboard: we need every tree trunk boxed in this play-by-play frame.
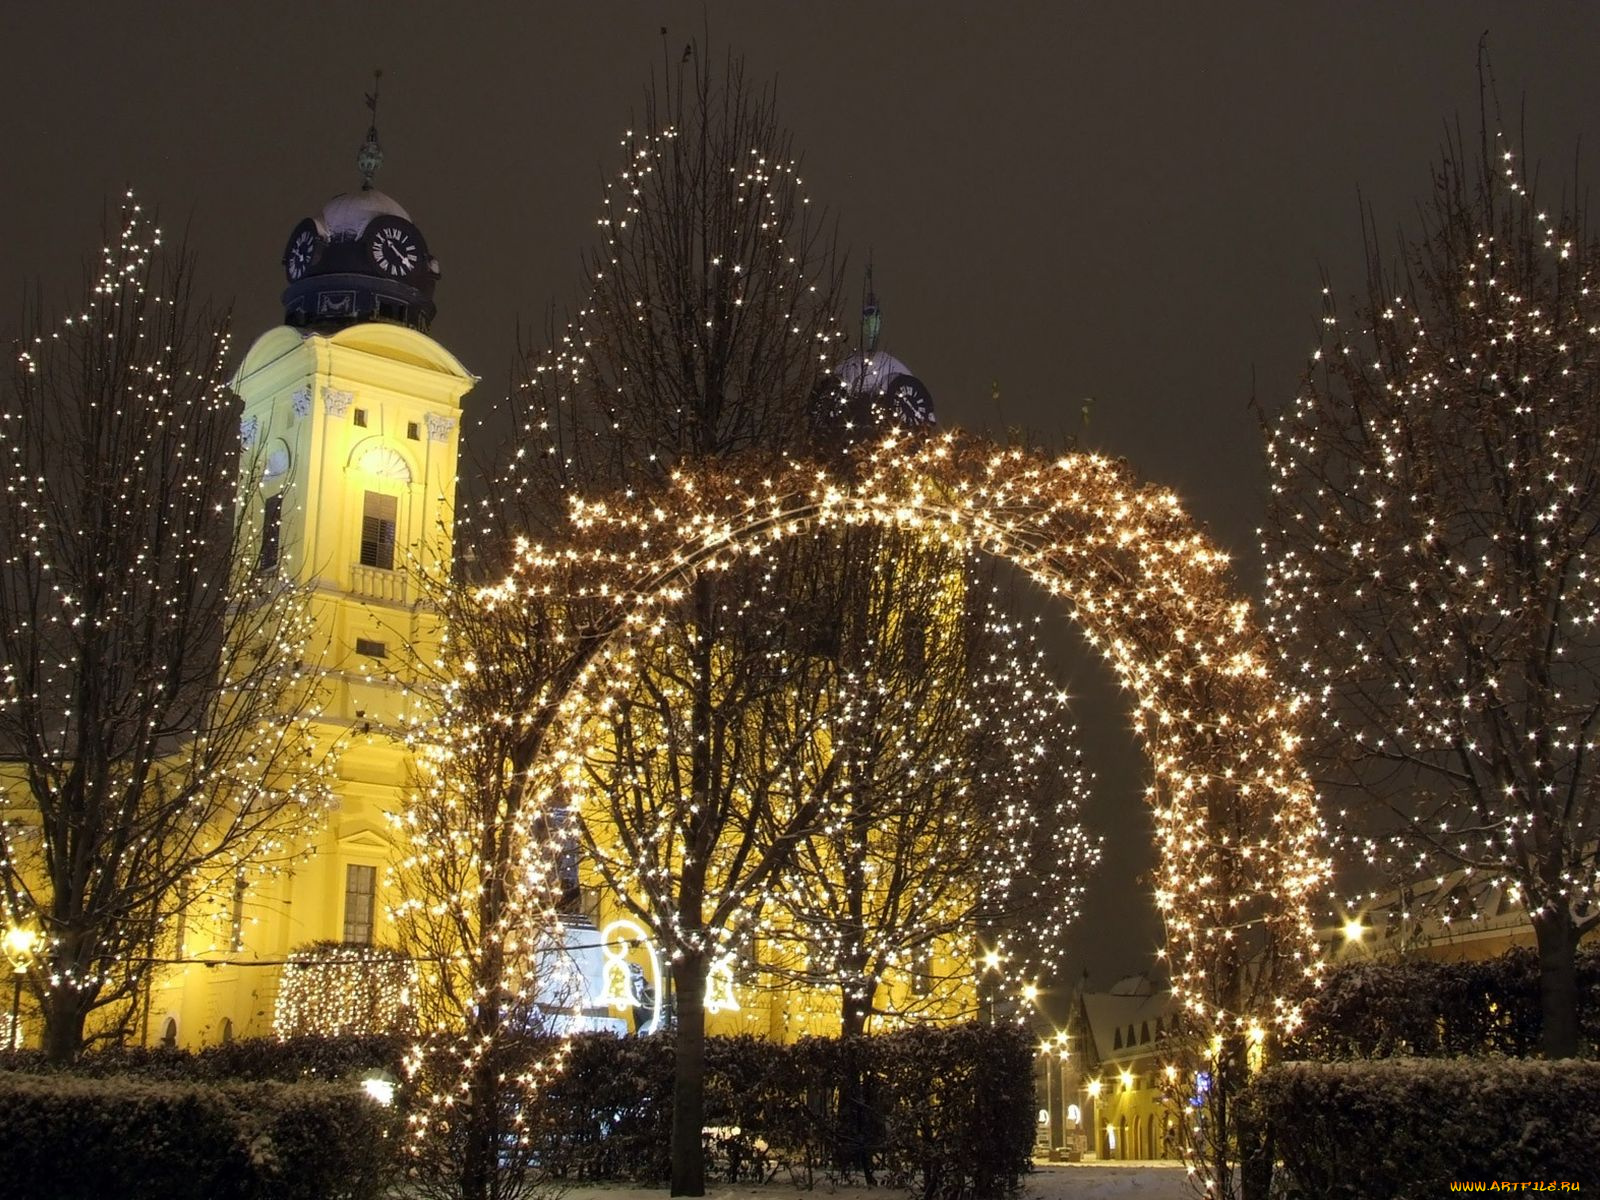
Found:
[41,936,94,1065]
[41,987,88,1065]
[460,820,513,1200]
[838,955,871,1041]
[670,949,709,1196]
[1532,905,1583,1059]
[836,969,876,1182]
[459,1050,498,1200]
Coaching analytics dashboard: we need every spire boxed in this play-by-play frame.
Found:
[861,256,882,353]
[357,69,384,191]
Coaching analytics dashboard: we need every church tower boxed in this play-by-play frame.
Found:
[148,101,475,1047]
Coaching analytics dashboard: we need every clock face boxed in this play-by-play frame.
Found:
[369,223,421,278]
[889,376,936,427]
[286,230,316,280]
[283,220,321,282]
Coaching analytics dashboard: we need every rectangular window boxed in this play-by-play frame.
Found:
[354,637,387,659]
[406,421,420,441]
[359,491,397,570]
[353,408,369,427]
[343,864,377,945]
[258,494,283,572]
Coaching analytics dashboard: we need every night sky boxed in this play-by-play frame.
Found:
[6,3,1600,1006]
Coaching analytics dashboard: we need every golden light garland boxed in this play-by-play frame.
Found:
[271,940,417,1038]
[480,427,1330,1039]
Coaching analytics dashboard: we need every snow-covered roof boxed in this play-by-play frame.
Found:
[319,189,412,241]
[832,349,915,396]
[1078,979,1176,1064]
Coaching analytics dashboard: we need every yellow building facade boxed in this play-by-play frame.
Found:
[140,314,472,1048]
[135,163,975,1050]
[1045,975,1184,1162]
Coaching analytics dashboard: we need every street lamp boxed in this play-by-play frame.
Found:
[3,925,39,1053]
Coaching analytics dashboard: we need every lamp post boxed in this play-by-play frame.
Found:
[3,926,39,1053]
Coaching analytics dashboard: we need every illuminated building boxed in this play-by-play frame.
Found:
[133,130,985,1048]
[1052,974,1183,1162]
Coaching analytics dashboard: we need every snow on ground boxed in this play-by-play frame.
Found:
[1023,1162,1194,1199]
[557,1161,1194,1200]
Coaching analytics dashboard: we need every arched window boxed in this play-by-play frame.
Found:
[160,1017,178,1049]
[220,1017,234,1045]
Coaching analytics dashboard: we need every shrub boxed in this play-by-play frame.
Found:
[1286,945,1600,1059]
[872,1023,1037,1200]
[525,1023,1034,1197]
[1247,1059,1600,1198]
[495,1031,674,1183]
[0,1071,397,1199]
[0,1025,1034,1196]
[4,1032,408,1082]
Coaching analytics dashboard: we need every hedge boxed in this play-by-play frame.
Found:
[1286,944,1600,1060]
[4,1032,409,1082]
[1,1024,1033,1198]
[524,1023,1036,1199]
[0,1072,397,1200]
[1246,1059,1600,1198]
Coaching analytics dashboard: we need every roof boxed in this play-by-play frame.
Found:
[318,189,412,241]
[1076,976,1176,1065]
[832,349,914,396]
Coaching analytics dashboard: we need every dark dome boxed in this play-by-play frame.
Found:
[815,348,936,438]
[279,187,440,333]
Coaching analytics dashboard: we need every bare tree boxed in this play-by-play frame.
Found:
[496,51,842,518]
[477,45,844,1197]
[390,550,611,1200]
[763,531,1097,1040]
[1261,121,1600,1057]
[0,197,329,1061]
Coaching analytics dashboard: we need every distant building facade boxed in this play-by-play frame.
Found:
[1042,974,1185,1161]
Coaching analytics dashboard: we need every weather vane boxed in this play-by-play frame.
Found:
[357,68,384,190]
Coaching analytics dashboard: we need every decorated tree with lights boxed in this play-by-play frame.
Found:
[478,46,844,1196]
[388,553,612,1200]
[764,533,1097,1039]
[568,539,845,1176]
[0,197,329,1062]
[1262,127,1600,1057]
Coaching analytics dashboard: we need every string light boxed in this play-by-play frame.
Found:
[1261,129,1600,1007]
[472,427,1327,1046]
[272,942,416,1038]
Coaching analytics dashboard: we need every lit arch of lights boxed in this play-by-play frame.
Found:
[488,428,1329,1038]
